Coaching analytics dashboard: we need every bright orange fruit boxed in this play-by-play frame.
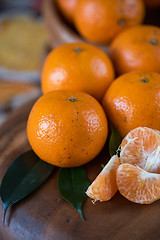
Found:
[117,163,160,204]
[41,42,115,101]
[102,72,160,138]
[110,25,160,75]
[74,0,145,44]
[87,127,160,204]
[120,127,160,172]
[27,90,108,167]
[56,0,77,23]
[86,155,120,201]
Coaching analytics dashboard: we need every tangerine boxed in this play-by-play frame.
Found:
[74,0,145,44]
[27,90,108,167]
[102,72,160,138]
[56,0,77,23]
[41,42,115,101]
[110,25,160,75]
[87,127,160,204]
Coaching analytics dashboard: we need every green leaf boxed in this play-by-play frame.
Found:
[58,167,90,221]
[0,150,55,224]
[109,125,122,157]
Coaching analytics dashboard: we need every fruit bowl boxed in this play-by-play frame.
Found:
[43,0,109,54]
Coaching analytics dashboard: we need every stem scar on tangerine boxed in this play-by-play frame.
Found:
[68,97,77,102]
[141,78,149,83]
[75,47,83,53]
[150,39,158,45]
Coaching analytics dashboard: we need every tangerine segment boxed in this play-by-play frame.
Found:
[120,127,160,170]
[117,163,160,204]
[145,146,160,173]
[86,155,120,201]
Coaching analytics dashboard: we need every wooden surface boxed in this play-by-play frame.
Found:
[0,100,160,240]
[0,80,41,125]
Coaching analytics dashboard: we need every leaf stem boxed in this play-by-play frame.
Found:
[3,206,8,226]
[78,208,85,221]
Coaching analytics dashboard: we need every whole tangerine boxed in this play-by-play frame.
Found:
[27,90,108,167]
[41,42,115,101]
[102,72,160,138]
[74,0,145,44]
[110,25,160,75]
[56,0,77,23]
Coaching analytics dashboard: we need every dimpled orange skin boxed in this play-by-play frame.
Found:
[56,0,77,23]
[27,90,108,167]
[74,0,145,44]
[102,72,160,138]
[41,42,115,101]
[110,25,160,75]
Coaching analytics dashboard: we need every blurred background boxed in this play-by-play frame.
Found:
[0,0,160,126]
[0,0,44,125]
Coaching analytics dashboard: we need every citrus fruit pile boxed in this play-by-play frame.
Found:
[28,42,113,168]
[26,0,160,207]
[87,127,160,204]
[57,0,145,44]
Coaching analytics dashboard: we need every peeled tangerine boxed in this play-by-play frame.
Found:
[117,127,160,204]
[87,127,160,204]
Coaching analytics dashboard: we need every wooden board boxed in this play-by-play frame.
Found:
[0,100,160,240]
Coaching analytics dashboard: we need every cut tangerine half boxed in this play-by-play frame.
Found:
[120,127,160,172]
[117,163,160,204]
[86,155,120,202]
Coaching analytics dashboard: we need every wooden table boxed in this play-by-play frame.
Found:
[0,100,160,240]
[0,80,41,125]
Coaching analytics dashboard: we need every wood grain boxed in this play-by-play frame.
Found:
[0,100,160,240]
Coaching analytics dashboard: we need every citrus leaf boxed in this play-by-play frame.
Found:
[109,125,122,157]
[58,167,90,221]
[0,150,55,224]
